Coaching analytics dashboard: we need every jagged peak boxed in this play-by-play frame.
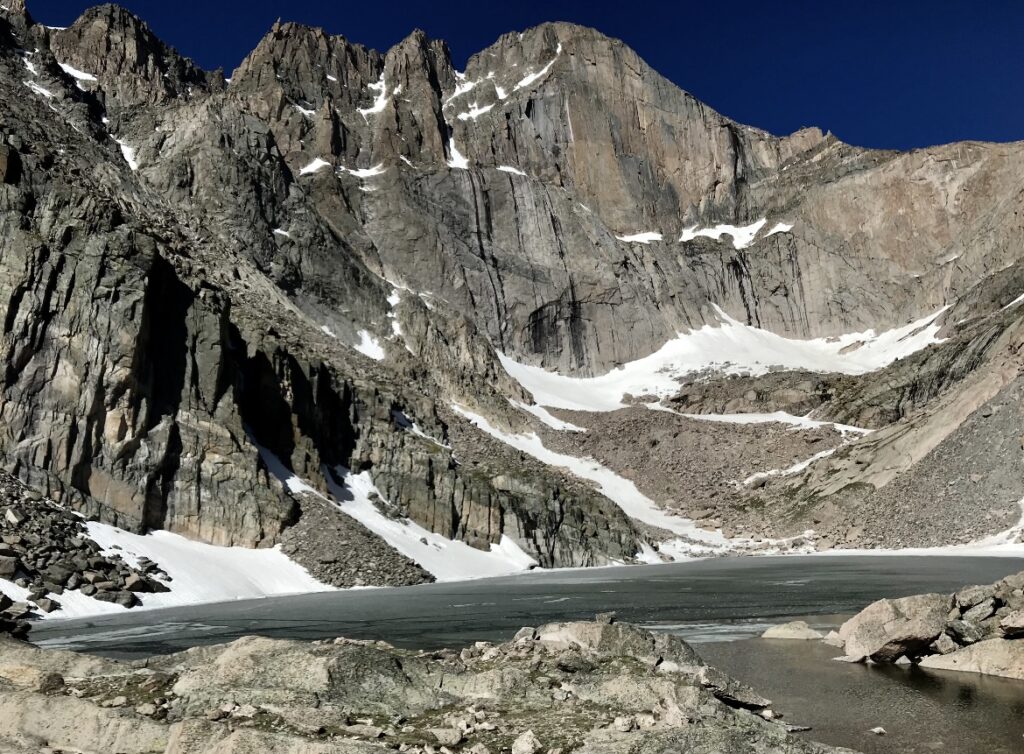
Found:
[44,2,219,108]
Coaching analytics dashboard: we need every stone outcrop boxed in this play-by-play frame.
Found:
[0,620,855,753]
[826,570,1024,678]
[837,594,951,662]
[918,638,1024,680]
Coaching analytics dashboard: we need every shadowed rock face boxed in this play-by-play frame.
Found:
[0,1,1022,576]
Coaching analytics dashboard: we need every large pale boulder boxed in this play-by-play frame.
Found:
[838,593,951,662]
[761,621,823,640]
[919,638,1024,680]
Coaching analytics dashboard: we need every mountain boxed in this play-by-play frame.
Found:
[0,1,1021,613]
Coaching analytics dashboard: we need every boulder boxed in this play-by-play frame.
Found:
[429,728,463,746]
[998,609,1024,638]
[0,556,18,580]
[839,593,951,662]
[761,621,823,640]
[930,633,959,655]
[954,584,993,610]
[919,638,1024,680]
[511,730,542,754]
[947,619,984,645]
[124,574,151,593]
[962,598,996,624]
[92,591,139,608]
[34,598,60,614]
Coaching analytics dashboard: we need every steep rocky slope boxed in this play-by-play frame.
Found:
[0,0,1021,611]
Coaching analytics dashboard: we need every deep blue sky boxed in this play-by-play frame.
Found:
[30,1,1024,150]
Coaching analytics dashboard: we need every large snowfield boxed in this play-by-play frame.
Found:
[498,306,949,412]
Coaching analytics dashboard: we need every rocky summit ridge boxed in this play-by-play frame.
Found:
[0,0,1021,612]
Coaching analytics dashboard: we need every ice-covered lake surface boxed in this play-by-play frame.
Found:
[35,555,1023,655]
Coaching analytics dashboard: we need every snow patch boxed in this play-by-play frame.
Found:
[743,448,837,486]
[818,497,1024,558]
[453,405,807,560]
[357,74,389,118]
[320,325,337,338]
[19,53,38,77]
[446,74,477,104]
[328,470,537,580]
[23,522,332,619]
[497,306,949,412]
[457,102,494,121]
[294,103,315,117]
[497,165,527,176]
[684,411,871,436]
[616,232,663,244]
[454,405,722,544]
[512,400,585,432]
[338,162,386,178]
[58,62,97,82]
[115,139,139,170]
[272,228,291,239]
[1001,292,1024,312]
[680,219,768,249]
[766,222,794,236]
[447,139,469,169]
[514,43,562,91]
[23,80,53,98]
[354,329,385,360]
[299,157,331,175]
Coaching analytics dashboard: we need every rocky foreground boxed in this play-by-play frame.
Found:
[765,569,1024,680]
[0,617,855,754]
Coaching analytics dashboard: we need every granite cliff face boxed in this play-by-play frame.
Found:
[0,1,1021,589]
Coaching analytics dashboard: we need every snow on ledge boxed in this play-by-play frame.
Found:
[23,80,54,99]
[497,305,950,412]
[58,62,97,82]
[1001,292,1024,311]
[616,232,663,244]
[457,103,495,121]
[766,222,794,237]
[680,219,768,249]
[497,165,527,176]
[743,448,837,486]
[299,157,331,176]
[339,162,387,178]
[514,43,562,91]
